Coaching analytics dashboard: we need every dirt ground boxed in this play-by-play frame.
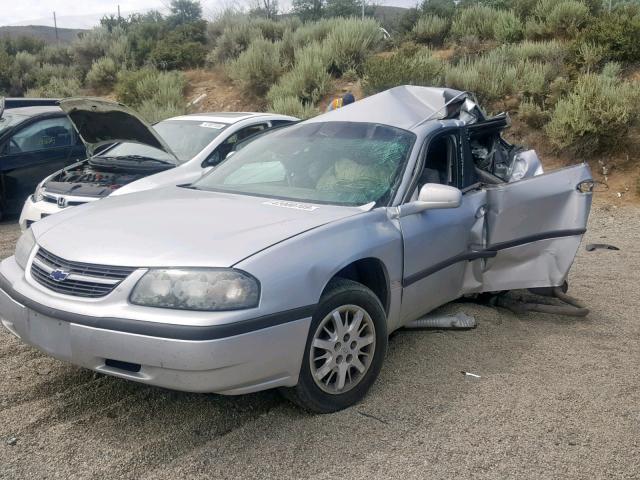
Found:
[0,201,639,480]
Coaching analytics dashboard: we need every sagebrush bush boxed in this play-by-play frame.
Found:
[450,5,500,41]
[493,10,524,43]
[501,40,568,63]
[26,77,81,98]
[38,44,74,66]
[445,51,518,103]
[445,47,558,103]
[546,1,590,38]
[228,38,283,95]
[210,23,263,63]
[324,18,382,74]
[576,9,640,63]
[270,95,318,119]
[518,98,550,128]
[33,63,81,89]
[85,57,118,89]
[137,99,185,123]
[601,61,621,78]
[545,74,639,155]
[106,33,131,66]
[575,41,605,73]
[412,15,450,45]
[363,49,444,95]
[8,51,38,94]
[72,27,111,72]
[268,42,332,106]
[114,68,186,122]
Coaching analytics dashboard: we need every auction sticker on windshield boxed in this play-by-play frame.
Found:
[199,122,226,129]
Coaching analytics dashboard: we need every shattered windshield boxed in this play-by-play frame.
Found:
[98,119,228,164]
[192,121,415,206]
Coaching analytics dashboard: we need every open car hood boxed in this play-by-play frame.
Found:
[59,98,178,160]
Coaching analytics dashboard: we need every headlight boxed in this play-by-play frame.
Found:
[130,268,260,311]
[33,182,46,202]
[15,229,35,270]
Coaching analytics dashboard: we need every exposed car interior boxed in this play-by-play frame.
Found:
[196,121,415,206]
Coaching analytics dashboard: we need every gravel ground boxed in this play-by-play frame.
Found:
[0,202,639,480]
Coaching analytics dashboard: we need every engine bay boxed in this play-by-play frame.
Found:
[44,163,149,198]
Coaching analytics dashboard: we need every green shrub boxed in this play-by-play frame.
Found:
[151,40,207,69]
[38,44,74,66]
[412,14,450,45]
[0,49,13,94]
[501,40,568,63]
[493,10,523,43]
[9,51,38,94]
[525,0,591,39]
[575,41,605,73]
[546,1,590,38]
[270,95,318,119]
[207,9,247,42]
[210,23,263,63]
[523,19,547,40]
[228,38,283,95]
[601,61,622,78]
[545,74,639,155]
[268,42,332,106]
[576,9,640,63]
[114,68,186,122]
[518,98,549,128]
[137,99,186,123]
[444,51,518,103]
[546,76,571,106]
[72,27,111,72]
[33,63,81,88]
[106,33,131,66]
[450,5,499,41]
[363,49,444,95]
[324,18,383,75]
[85,57,118,89]
[26,77,82,98]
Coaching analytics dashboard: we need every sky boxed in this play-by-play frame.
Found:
[1,0,412,28]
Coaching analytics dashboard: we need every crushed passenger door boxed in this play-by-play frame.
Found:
[479,163,593,292]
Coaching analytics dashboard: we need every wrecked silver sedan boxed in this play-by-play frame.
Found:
[0,86,592,412]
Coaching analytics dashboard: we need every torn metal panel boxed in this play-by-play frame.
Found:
[474,163,592,292]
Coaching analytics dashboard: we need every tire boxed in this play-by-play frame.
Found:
[281,278,388,413]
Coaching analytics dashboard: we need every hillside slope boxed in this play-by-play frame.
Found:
[0,25,84,43]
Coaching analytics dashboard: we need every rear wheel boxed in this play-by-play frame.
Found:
[281,278,387,413]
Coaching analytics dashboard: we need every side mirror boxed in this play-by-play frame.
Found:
[398,183,461,217]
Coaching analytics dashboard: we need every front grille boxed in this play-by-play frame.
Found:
[42,195,88,207]
[30,247,136,298]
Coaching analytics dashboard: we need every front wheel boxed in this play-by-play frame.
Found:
[281,278,387,413]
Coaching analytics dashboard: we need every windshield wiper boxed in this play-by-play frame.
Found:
[95,155,172,164]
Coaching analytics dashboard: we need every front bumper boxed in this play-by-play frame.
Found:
[19,195,98,231]
[0,257,311,395]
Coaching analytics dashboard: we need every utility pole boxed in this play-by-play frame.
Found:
[53,11,59,42]
[118,4,121,20]
[362,0,365,19]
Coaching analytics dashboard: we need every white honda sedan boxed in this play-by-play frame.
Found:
[19,98,297,230]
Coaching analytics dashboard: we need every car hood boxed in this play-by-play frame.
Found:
[59,97,178,162]
[33,187,364,268]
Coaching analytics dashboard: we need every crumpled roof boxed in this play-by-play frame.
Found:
[307,85,468,131]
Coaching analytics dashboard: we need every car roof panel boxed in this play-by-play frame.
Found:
[305,85,467,131]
